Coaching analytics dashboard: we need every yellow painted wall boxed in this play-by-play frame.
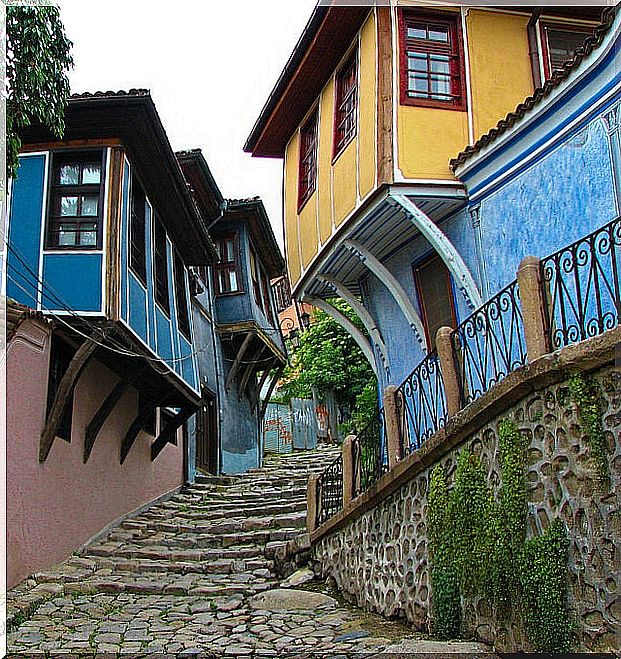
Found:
[467,10,533,138]
[283,10,380,289]
[299,194,318,268]
[332,140,357,226]
[318,79,335,245]
[398,106,469,179]
[284,134,302,286]
[358,13,377,199]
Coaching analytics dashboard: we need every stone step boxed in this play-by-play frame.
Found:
[154,500,307,519]
[73,554,274,577]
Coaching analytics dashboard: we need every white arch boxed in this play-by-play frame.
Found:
[343,239,428,350]
[317,276,390,372]
[389,193,483,310]
[305,297,378,376]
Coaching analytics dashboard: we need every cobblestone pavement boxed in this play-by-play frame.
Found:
[7,447,495,657]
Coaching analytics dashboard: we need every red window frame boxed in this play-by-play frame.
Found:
[333,52,358,159]
[398,9,466,112]
[298,111,318,211]
[413,253,457,349]
[539,21,595,81]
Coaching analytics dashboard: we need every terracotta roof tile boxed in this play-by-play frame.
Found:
[450,6,617,172]
[69,89,150,100]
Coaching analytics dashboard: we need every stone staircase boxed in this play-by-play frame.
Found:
[8,445,340,619]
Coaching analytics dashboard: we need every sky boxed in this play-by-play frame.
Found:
[55,0,318,250]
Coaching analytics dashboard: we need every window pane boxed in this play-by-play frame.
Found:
[408,25,427,39]
[80,224,97,246]
[431,75,451,97]
[430,55,450,73]
[60,196,78,216]
[81,164,101,184]
[409,74,428,93]
[409,52,428,72]
[81,196,99,216]
[59,165,79,185]
[228,269,238,292]
[226,239,235,262]
[58,224,76,246]
[429,27,449,42]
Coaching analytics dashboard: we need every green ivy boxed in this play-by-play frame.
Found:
[568,372,609,484]
[427,419,573,653]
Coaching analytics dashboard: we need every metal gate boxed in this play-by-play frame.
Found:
[291,397,318,450]
[263,403,293,454]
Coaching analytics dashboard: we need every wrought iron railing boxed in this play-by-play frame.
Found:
[316,453,343,526]
[353,409,388,497]
[541,217,621,350]
[396,349,447,456]
[451,279,527,406]
[271,276,293,315]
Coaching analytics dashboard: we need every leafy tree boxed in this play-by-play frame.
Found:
[277,299,377,430]
[6,4,74,178]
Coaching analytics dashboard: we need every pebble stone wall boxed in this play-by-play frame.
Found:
[313,364,621,653]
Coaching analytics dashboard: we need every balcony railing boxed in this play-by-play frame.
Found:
[451,279,527,406]
[311,218,620,529]
[541,217,620,350]
[352,409,388,497]
[396,349,447,457]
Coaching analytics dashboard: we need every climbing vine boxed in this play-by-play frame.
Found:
[568,372,609,484]
[427,419,573,653]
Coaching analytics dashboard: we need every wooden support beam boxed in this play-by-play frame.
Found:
[225,331,254,392]
[252,365,275,412]
[120,392,169,465]
[239,344,266,401]
[151,406,196,462]
[259,365,284,422]
[84,365,146,463]
[40,333,99,463]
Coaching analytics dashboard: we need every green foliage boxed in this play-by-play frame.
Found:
[7,5,74,179]
[520,519,573,653]
[568,372,609,484]
[278,300,376,421]
[427,420,573,652]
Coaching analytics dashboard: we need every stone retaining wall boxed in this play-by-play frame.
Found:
[313,361,620,653]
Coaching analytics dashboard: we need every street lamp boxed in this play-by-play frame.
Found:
[279,316,300,349]
[300,311,311,330]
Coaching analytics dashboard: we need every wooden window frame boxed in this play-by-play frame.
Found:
[398,9,466,112]
[298,110,318,212]
[538,20,595,81]
[413,252,458,349]
[129,173,147,286]
[45,150,106,250]
[333,51,358,160]
[213,233,243,296]
[173,249,191,340]
[153,215,170,315]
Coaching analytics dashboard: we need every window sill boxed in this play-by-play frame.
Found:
[400,95,467,112]
[215,290,245,298]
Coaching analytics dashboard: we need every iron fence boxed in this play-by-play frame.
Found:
[396,349,447,456]
[316,453,343,526]
[541,217,621,350]
[353,409,388,497]
[451,279,527,406]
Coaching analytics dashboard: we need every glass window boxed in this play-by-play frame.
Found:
[400,11,465,110]
[174,250,191,339]
[298,111,318,210]
[47,152,105,249]
[130,174,147,285]
[213,233,242,295]
[541,23,594,79]
[334,53,358,158]
[154,216,170,313]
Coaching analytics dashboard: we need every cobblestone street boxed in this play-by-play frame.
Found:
[6,447,490,656]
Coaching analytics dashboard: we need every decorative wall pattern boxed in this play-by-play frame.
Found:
[314,364,621,652]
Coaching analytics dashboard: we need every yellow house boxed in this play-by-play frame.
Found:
[245,2,602,383]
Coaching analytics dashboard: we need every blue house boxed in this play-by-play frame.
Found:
[177,151,287,475]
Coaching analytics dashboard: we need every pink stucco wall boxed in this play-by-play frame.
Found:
[7,320,185,588]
